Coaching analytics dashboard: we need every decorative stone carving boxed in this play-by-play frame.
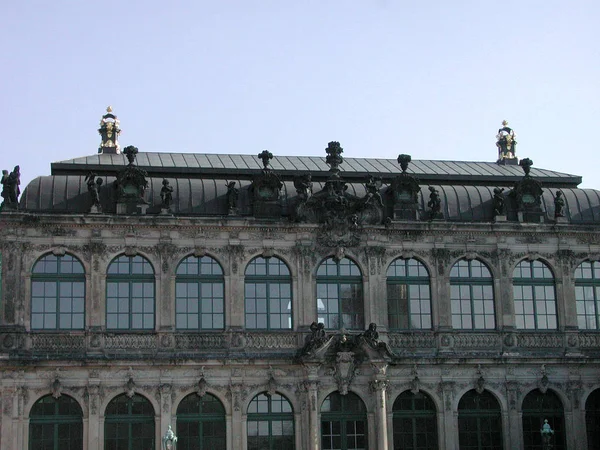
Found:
[511,158,544,223]
[162,425,178,450]
[475,365,485,394]
[251,150,283,218]
[125,376,136,398]
[1,165,21,210]
[293,142,384,247]
[115,146,149,214]
[427,186,443,220]
[492,187,506,220]
[160,179,174,213]
[85,172,103,213]
[333,351,356,395]
[390,154,421,221]
[299,322,332,358]
[51,376,62,399]
[539,364,549,394]
[554,191,565,218]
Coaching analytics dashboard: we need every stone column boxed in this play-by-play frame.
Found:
[307,381,320,450]
[229,384,245,450]
[440,381,457,450]
[505,381,522,449]
[86,384,101,450]
[370,379,389,450]
[159,383,173,440]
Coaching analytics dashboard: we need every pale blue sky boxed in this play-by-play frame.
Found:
[1,1,598,190]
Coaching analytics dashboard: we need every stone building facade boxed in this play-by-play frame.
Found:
[1,112,599,449]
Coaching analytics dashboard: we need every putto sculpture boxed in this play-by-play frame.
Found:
[226,181,238,215]
[427,186,442,219]
[85,172,103,213]
[160,178,174,211]
[0,166,21,210]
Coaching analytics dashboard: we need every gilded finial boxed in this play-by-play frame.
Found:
[107,106,113,113]
[502,119,508,127]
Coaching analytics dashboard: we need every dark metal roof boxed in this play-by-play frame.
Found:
[50,152,582,187]
[20,175,600,224]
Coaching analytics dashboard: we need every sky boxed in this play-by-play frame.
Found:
[1,0,599,190]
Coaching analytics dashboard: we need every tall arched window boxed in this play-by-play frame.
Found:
[29,395,83,450]
[106,255,155,330]
[31,253,85,330]
[392,390,438,450]
[317,258,363,330]
[585,389,600,449]
[387,258,431,330]
[522,389,565,450]
[450,259,495,329]
[177,393,226,449]
[245,257,292,329]
[575,261,600,329]
[513,260,557,330]
[104,394,155,449]
[321,392,367,450]
[247,392,295,450]
[458,390,503,450]
[176,255,225,330]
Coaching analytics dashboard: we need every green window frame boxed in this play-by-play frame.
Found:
[585,389,600,449]
[31,253,85,330]
[245,256,292,330]
[513,260,557,330]
[458,390,503,450]
[177,393,226,450]
[575,261,600,330]
[29,395,83,450]
[522,389,565,450]
[176,255,225,330]
[387,258,432,330]
[392,390,438,450]
[321,392,367,450]
[104,394,155,450]
[247,392,295,450]
[106,255,155,330]
[450,259,495,330]
[317,257,363,330]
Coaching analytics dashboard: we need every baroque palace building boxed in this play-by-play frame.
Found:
[1,109,600,450]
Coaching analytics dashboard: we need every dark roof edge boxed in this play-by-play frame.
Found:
[50,163,582,188]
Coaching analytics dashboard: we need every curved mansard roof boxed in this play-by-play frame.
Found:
[50,152,581,186]
[20,174,600,223]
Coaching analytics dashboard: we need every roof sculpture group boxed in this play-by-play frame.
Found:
[0,112,570,225]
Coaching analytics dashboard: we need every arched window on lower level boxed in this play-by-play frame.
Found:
[586,389,600,449]
[392,390,438,449]
[458,390,503,450]
[176,393,226,450]
[247,392,295,450]
[321,392,367,450]
[521,389,565,450]
[104,394,155,450]
[29,394,83,450]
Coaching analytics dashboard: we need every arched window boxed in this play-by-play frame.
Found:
[387,258,431,330]
[586,389,600,449]
[29,395,83,450]
[106,255,155,330]
[575,261,600,329]
[317,258,363,330]
[177,393,226,449]
[31,253,85,330]
[176,255,225,330]
[522,389,565,450]
[450,259,495,329]
[247,392,295,450]
[392,390,438,450]
[321,392,367,450]
[245,257,292,329]
[513,260,557,330]
[458,390,503,450]
[104,394,155,449]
